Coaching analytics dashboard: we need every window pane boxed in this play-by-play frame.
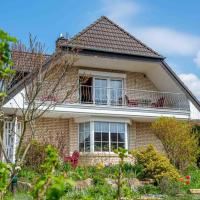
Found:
[79,124,84,132]
[101,122,109,132]
[102,132,109,141]
[118,123,125,133]
[94,122,101,132]
[118,143,125,148]
[94,142,101,152]
[85,122,90,132]
[111,142,117,151]
[102,142,109,151]
[79,143,84,152]
[111,133,117,142]
[85,142,90,152]
[79,132,84,143]
[85,131,90,142]
[94,132,101,141]
[110,123,117,133]
[118,132,125,142]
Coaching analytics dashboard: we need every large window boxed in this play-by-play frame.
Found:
[79,75,123,106]
[79,121,127,153]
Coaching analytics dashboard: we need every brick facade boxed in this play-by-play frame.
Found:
[23,116,163,165]
[23,68,162,165]
[38,66,158,104]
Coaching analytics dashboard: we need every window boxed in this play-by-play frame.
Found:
[4,121,21,163]
[94,122,109,152]
[79,74,123,106]
[110,122,125,150]
[79,122,90,152]
[79,121,127,153]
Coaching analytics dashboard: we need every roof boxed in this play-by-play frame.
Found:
[11,51,50,72]
[59,16,163,58]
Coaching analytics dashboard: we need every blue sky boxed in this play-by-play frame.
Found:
[1,0,200,99]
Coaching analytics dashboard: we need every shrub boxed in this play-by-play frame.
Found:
[22,140,47,172]
[132,145,180,183]
[151,117,199,171]
[138,184,160,195]
[0,162,10,198]
[159,176,181,196]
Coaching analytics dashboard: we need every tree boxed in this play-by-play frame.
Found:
[151,117,199,171]
[0,33,83,196]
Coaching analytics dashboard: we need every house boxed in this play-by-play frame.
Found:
[2,16,200,165]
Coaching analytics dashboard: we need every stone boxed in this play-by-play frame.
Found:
[75,178,93,190]
[105,178,117,188]
[189,189,200,194]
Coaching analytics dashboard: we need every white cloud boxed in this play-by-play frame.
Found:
[194,51,200,68]
[134,27,200,56]
[99,0,200,56]
[179,73,200,99]
[101,0,141,25]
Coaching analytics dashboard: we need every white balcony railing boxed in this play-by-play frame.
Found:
[79,85,190,111]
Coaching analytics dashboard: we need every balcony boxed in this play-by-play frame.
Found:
[79,85,190,111]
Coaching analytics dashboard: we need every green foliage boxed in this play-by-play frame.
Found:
[183,165,200,189]
[18,168,38,182]
[0,162,10,196]
[151,117,199,171]
[123,163,145,179]
[138,184,161,195]
[159,176,181,196]
[0,29,16,97]
[31,145,74,200]
[132,145,180,183]
[192,124,200,166]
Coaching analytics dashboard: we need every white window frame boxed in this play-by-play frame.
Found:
[78,121,128,153]
[3,118,21,163]
[79,70,126,106]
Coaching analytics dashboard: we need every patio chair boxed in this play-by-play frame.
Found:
[64,150,80,168]
[125,95,139,107]
[151,97,165,108]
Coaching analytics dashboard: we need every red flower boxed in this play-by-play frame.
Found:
[185,175,191,180]
[179,178,184,182]
[185,180,190,185]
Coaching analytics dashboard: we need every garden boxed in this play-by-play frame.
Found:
[0,117,200,200]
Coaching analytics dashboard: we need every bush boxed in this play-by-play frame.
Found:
[159,176,181,196]
[151,117,199,171]
[22,140,47,172]
[138,184,160,195]
[132,145,180,183]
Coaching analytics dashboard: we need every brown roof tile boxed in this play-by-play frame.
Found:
[11,51,50,72]
[60,16,162,58]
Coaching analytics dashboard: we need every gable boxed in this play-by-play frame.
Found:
[60,16,162,58]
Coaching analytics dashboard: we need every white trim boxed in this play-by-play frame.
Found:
[90,122,94,153]
[12,117,18,163]
[79,69,126,79]
[125,124,128,150]
[74,116,132,124]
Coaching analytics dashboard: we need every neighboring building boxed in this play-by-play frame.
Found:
[2,16,200,164]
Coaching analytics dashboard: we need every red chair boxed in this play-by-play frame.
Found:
[125,95,139,107]
[64,150,80,168]
[151,97,165,108]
